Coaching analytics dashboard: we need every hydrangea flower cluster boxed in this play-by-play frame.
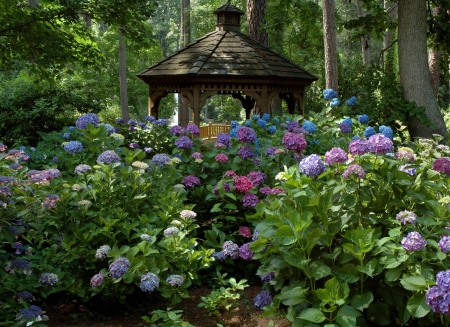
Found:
[17,290,34,302]
[348,139,370,155]
[237,127,257,143]
[222,241,239,259]
[169,125,186,136]
[259,187,285,195]
[239,243,253,260]
[215,153,229,163]
[323,89,337,100]
[339,122,352,133]
[180,210,196,219]
[164,227,179,236]
[187,123,200,135]
[324,147,348,166]
[302,121,317,133]
[262,113,270,122]
[154,119,168,125]
[191,152,202,159]
[0,186,11,196]
[343,164,366,179]
[233,176,253,193]
[438,236,450,254]
[254,290,273,310]
[217,133,231,147]
[267,125,277,135]
[238,145,254,159]
[330,98,340,107]
[129,142,139,149]
[399,165,416,176]
[39,273,59,286]
[282,132,307,152]
[95,245,111,259]
[395,149,415,162]
[379,125,393,139]
[260,272,275,283]
[242,193,259,207]
[358,114,369,124]
[18,305,44,321]
[432,157,450,174]
[41,194,60,209]
[97,150,120,164]
[144,147,153,153]
[175,136,194,149]
[64,141,83,154]
[141,234,152,242]
[76,113,100,129]
[182,175,200,187]
[166,274,184,287]
[396,211,417,225]
[90,273,104,288]
[131,161,149,170]
[287,121,302,133]
[368,134,394,154]
[363,126,376,138]
[140,272,160,292]
[346,96,357,106]
[211,251,225,262]
[213,182,231,196]
[299,154,325,178]
[401,232,427,251]
[152,153,171,166]
[239,226,252,238]
[109,257,130,278]
[426,270,450,315]
[257,119,266,128]
[247,171,266,186]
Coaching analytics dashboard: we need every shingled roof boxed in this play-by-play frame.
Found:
[137,3,317,84]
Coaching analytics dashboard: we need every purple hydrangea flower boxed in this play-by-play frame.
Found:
[182,175,200,187]
[339,122,352,133]
[144,115,155,122]
[39,273,58,286]
[76,113,100,129]
[19,305,43,320]
[0,186,11,196]
[44,168,60,180]
[215,153,229,163]
[140,272,160,292]
[152,153,171,166]
[282,132,307,152]
[191,152,202,159]
[144,147,153,153]
[237,127,257,143]
[74,164,92,174]
[97,150,120,164]
[432,158,450,174]
[239,226,252,238]
[438,236,450,254]
[64,141,83,154]
[247,171,266,186]
[239,243,253,261]
[175,136,194,149]
[265,147,277,156]
[41,194,60,209]
[169,125,186,136]
[187,123,200,135]
[129,142,139,149]
[254,290,273,310]
[396,211,417,225]
[252,231,259,241]
[260,272,275,283]
[242,193,259,208]
[90,273,104,288]
[287,121,301,133]
[154,118,168,125]
[17,291,33,301]
[324,147,348,166]
[401,232,427,251]
[95,245,111,259]
[238,145,255,159]
[217,133,231,147]
[109,257,130,278]
[166,274,184,287]
[343,164,366,179]
[348,139,370,156]
[213,182,231,196]
[437,270,450,291]
[299,154,325,178]
[222,241,239,259]
[399,165,416,176]
[11,259,30,269]
[368,134,394,154]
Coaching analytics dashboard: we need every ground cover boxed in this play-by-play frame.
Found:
[2,92,450,326]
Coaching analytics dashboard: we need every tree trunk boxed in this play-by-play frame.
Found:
[82,13,92,29]
[119,27,129,122]
[357,1,370,65]
[398,0,447,138]
[322,0,338,91]
[178,0,190,127]
[428,6,442,96]
[383,1,397,73]
[247,0,269,46]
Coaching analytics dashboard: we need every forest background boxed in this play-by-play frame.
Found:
[1,0,450,147]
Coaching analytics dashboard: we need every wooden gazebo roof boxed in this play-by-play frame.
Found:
[137,2,318,126]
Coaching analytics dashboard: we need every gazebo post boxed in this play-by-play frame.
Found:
[192,87,201,127]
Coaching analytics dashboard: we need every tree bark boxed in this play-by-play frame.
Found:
[428,6,442,96]
[356,1,370,65]
[247,0,269,46]
[383,1,397,73]
[398,0,447,138]
[119,27,129,122]
[178,0,190,127]
[322,0,338,91]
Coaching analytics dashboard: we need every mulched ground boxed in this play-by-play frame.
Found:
[43,286,291,327]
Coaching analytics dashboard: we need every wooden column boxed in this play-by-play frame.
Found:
[191,87,201,126]
[148,88,168,119]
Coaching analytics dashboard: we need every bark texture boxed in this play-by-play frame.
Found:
[428,6,442,96]
[398,0,446,138]
[247,0,269,46]
[178,0,191,127]
[357,1,370,65]
[119,27,129,122]
[322,0,338,91]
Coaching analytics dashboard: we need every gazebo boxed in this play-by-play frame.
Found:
[137,2,318,126]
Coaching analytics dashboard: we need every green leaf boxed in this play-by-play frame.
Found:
[385,267,402,282]
[400,275,427,291]
[367,302,391,326]
[335,264,360,283]
[305,228,325,256]
[351,292,374,311]
[406,293,430,318]
[310,261,332,281]
[274,225,297,245]
[277,287,308,306]
[225,192,236,200]
[210,203,222,213]
[336,305,361,327]
[297,308,326,323]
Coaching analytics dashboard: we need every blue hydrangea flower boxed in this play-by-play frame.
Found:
[230,127,239,138]
[262,113,271,122]
[302,121,317,133]
[63,132,71,139]
[330,98,340,107]
[109,257,130,278]
[252,114,260,121]
[380,125,393,139]
[152,154,171,166]
[323,89,338,100]
[244,120,252,127]
[346,96,357,106]
[64,141,83,154]
[231,121,239,128]
[140,272,160,292]
[153,119,168,126]
[76,113,100,129]
[273,117,280,124]
[358,114,369,124]
[342,118,353,127]
[144,115,155,122]
[257,119,266,128]
[97,150,120,164]
[267,125,276,135]
[352,135,360,140]
[222,241,239,259]
[363,126,376,138]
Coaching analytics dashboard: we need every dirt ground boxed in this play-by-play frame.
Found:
[43,286,291,327]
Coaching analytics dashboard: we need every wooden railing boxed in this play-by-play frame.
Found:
[200,122,231,140]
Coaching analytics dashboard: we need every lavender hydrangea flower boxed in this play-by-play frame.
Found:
[324,147,348,166]
[44,168,60,180]
[242,193,259,208]
[339,122,352,133]
[323,89,337,100]
[39,273,58,286]
[265,147,277,156]
[76,113,100,129]
[222,241,239,259]
[299,154,325,178]
[348,139,370,155]
[439,236,450,254]
[432,157,450,174]
[252,231,259,241]
[368,134,394,154]
[64,141,83,154]
[237,127,257,143]
[247,171,266,186]
[90,273,104,288]
[182,175,200,187]
[152,153,171,166]
[238,145,255,159]
[0,186,11,196]
[401,232,427,251]
[169,125,186,136]
[129,142,139,149]
[97,150,120,164]
[164,227,179,236]
[254,290,273,310]
[140,272,160,292]
[282,132,307,152]
[144,147,153,153]
[95,245,111,259]
[211,251,225,261]
[260,272,275,283]
[343,164,366,179]
[74,164,92,175]
[287,121,301,133]
[217,133,231,147]
[166,274,184,287]
[109,257,130,278]
[396,211,417,225]
[239,243,253,260]
[399,165,416,176]
[175,136,194,149]
[10,259,30,270]
[185,123,199,135]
